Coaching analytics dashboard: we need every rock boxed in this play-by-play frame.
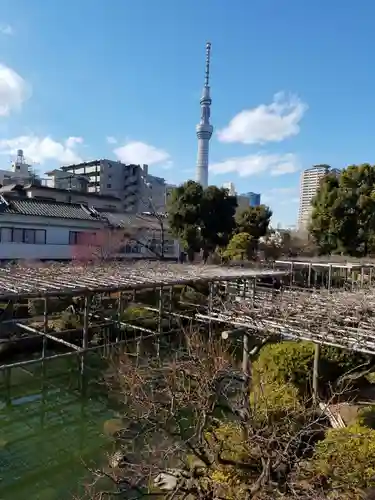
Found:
[109,450,127,468]
[154,469,183,491]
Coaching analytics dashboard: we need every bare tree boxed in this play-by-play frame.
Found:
[71,228,127,263]
[134,177,169,260]
[81,332,331,500]
[133,211,167,261]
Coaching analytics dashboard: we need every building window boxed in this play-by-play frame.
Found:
[24,229,35,244]
[0,228,46,244]
[69,231,81,245]
[0,228,11,242]
[12,228,24,243]
[107,184,112,188]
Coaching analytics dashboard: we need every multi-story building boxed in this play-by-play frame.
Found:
[298,164,340,230]
[0,149,41,187]
[223,182,254,213]
[236,195,251,212]
[222,182,236,196]
[45,169,90,192]
[241,192,261,207]
[60,160,167,214]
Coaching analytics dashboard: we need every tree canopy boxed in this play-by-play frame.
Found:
[310,164,375,256]
[222,232,253,261]
[167,181,237,260]
[235,205,272,240]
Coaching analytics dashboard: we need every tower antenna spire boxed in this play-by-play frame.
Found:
[205,42,211,87]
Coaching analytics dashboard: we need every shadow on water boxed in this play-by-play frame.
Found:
[0,350,115,500]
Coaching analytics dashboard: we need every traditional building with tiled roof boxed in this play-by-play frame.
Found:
[0,192,180,262]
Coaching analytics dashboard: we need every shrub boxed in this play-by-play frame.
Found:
[250,379,303,420]
[180,286,207,305]
[120,305,159,330]
[356,406,375,429]
[254,340,369,396]
[299,424,375,498]
[28,296,72,316]
[60,311,80,330]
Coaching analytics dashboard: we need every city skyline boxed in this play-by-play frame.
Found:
[1,1,375,226]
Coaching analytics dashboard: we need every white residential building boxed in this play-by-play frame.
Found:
[0,194,180,262]
[298,165,340,230]
[60,160,167,214]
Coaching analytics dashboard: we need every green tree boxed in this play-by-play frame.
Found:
[310,164,375,256]
[200,186,237,260]
[167,181,237,261]
[223,232,253,261]
[167,181,204,260]
[235,205,272,240]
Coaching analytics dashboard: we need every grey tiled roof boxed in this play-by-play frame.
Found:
[100,212,167,230]
[1,197,99,220]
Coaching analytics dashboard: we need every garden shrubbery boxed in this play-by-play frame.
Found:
[250,379,303,421]
[28,296,72,316]
[254,340,369,396]
[298,424,375,499]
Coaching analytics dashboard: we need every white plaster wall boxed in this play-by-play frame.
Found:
[0,214,105,261]
[0,213,181,261]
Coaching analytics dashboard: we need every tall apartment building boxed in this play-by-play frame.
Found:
[60,160,167,213]
[298,165,340,230]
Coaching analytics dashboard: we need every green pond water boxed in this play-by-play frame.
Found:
[0,352,114,500]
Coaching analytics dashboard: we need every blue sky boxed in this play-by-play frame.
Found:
[1,0,375,226]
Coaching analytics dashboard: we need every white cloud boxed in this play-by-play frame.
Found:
[210,153,300,178]
[0,24,13,36]
[217,92,307,145]
[0,63,29,116]
[270,159,300,176]
[106,136,117,144]
[65,136,83,148]
[114,141,170,165]
[0,135,84,164]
